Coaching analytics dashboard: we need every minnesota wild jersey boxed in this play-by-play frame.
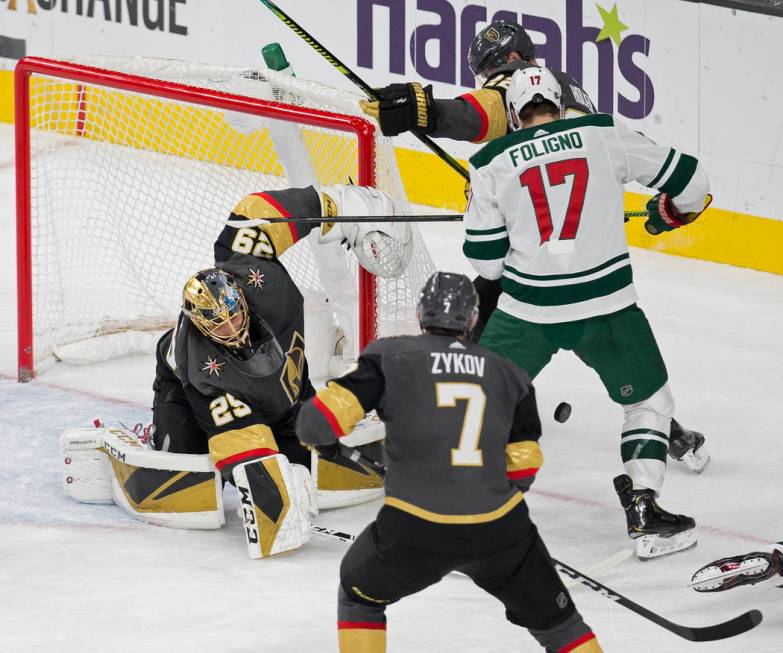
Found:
[463,114,709,323]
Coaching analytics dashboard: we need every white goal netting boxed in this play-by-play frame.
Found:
[18,56,436,378]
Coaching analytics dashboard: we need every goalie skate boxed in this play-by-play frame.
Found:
[690,552,781,592]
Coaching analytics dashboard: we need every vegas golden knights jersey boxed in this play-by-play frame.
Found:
[297,334,544,551]
[433,63,596,144]
[157,186,322,475]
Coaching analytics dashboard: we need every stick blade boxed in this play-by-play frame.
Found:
[677,609,762,642]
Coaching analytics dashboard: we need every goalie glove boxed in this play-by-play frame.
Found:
[645,192,713,235]
[319,185,413,278]
[359,82,438,136]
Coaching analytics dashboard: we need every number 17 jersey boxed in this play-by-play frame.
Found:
[463,113,709,323]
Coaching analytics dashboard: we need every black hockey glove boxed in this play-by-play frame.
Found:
[359,82,438,136]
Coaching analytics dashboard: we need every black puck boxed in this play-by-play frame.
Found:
[554,402,572,423]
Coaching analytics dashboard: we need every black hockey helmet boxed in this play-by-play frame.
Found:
[468,20,536,79]
[417,272,479,336]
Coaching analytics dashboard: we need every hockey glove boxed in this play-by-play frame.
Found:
[645,193,713,235]
[359,82,438,136]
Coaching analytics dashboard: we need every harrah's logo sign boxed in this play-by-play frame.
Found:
[357,0,654,120]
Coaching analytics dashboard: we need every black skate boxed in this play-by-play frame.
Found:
[614,474,696,560]
[668,419,710,473]
[690,550,783,592]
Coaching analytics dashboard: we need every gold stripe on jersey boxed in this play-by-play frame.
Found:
[316,382,366,436]
[109,459,219,513]
[338,627,386,653]
[317,456,385,491]
[253,456,291,557]
[464,88,508,143]
[230,193,296,257]
[506,440,544,475]
[208,424,278,469]
[383,492,523,524]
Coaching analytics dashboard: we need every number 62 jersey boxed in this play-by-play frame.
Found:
[463,114,710,323]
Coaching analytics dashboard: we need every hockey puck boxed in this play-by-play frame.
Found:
[554,402,572,423]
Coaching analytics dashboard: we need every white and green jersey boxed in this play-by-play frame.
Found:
[463,114,709,323]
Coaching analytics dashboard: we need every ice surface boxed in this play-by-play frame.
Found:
[1,123,782,651]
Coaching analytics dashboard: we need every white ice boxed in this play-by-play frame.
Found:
[0,123,781,652]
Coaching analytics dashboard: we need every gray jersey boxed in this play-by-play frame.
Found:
[297,334,543,522]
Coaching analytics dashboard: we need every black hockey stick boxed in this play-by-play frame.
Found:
[226,215,461,227]
[257,0,470,181]
[554,560,763,642]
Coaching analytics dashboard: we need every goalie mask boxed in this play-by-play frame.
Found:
[506,67,562,131]
[417,272,479,336]
[182,268,249,347]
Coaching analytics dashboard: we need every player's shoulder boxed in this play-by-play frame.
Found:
[470,113,614,170]
[362,334,422,357]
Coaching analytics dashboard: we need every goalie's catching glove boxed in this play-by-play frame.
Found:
[319,185,413,278]
[645,192,713,235]
[359,82,438,136]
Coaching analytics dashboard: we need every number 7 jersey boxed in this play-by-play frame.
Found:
[463,113,709,323]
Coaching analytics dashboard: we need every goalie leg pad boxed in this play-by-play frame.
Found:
[103,428,225,529]
[314,448,384,510]
[233,454,313,559]
[61,429,114,504]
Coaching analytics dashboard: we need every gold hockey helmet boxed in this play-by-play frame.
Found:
[182,268,249,347]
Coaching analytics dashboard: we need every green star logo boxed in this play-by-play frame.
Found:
[595,3,629,46]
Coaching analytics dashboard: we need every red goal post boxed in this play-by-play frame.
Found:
[15,56,386,382]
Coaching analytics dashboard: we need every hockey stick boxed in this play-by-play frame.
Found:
[256,0,470,181]
[554,560,763,642]
[226,215,461,227]
[561,549,632,589]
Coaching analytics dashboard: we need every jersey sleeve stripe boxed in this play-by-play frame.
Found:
[647,147,676,188]
[502,265,633,306]
[659,154,699,198]
[314,383,366,437]
[209,425,278,471]
[463,237,510,260]
[458,92,489,143]
[337,622,387,630]
[253,191,300,244]
[506,440,543,476]
[313,396,345,437]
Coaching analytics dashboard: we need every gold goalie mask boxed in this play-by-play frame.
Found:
[182,268,249,347]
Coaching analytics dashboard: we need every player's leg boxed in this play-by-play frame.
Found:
[337,523,456,652]
[573,306,695,558]
[461,524,601,652]
[479,308,559,379]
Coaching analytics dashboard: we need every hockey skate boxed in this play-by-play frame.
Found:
[690,549,783,592]
[668,419,710,473]
[614,474,696,560]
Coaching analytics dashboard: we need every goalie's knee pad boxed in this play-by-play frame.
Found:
[232,454,314,559]
[313,448,384,510]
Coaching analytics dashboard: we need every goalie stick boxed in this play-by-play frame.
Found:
[257,0,470,182]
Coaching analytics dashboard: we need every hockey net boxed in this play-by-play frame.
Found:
[15,56,436,381]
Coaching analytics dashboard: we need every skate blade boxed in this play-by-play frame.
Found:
[636,530,697,560]
[689,559,770,592]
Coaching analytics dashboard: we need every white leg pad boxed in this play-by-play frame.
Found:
[233,454,312,559]
[61,428,114,504]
